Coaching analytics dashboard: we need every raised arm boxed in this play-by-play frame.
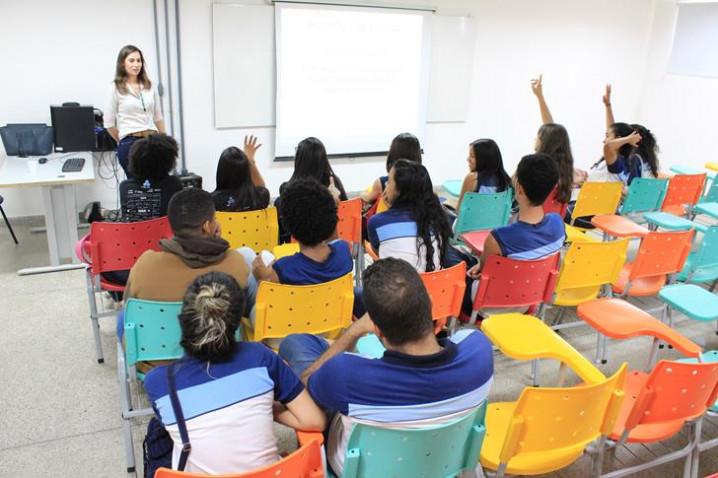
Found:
[603,131,641,165]
[243,135,266,188]
[602,84,615,129]
[531,74,554,124]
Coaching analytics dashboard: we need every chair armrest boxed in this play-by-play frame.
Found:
[297,431,324,447]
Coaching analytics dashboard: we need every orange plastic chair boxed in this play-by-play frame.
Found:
[155,433,324,478]
[421,262,466,333]
[338,198,364,285]
[660,173,706,216]
[216,208,279,252]
[612,229,694,298]
[542,185,568,218]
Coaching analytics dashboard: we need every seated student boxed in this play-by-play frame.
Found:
[121,188,252,338]
[144,271,325,475]
[465,153,566,313]
[120,133,183,222]
[457,138,511,211]
[602,123,643,186]
[367,159,452,272]
[278,258,494,476]
[360,132,422,206]
[212,135,270,212]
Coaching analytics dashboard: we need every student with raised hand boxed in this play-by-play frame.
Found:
[367,159,452,272]
[212,135,270,212]
[278,258,494,477]
[144,271,325,475]
[360,132,423,205]
[457,138,511,211]
[530,74,587,203]
[602,123,643,185]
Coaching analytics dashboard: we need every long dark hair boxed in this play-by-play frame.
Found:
[386,133,422,172]
[114,45,152,94]
[536,123,574,203]
[289,137,347,200]
[390,159,451,272]
[630,124,659,177]
[593,122,636,171]
[214,147,265,207]
[470,139,511,192]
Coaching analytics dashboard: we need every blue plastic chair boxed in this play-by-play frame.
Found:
[329,402,487,478]
[620,177,668,215]
[677,226,718,284]
[453,189,513,239]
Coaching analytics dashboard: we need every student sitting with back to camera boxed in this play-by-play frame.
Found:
[360,132,423,207]
[212,135,270,213]
[278,258,494,477]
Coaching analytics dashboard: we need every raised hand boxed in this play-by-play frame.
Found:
[626,131,642,147]
[243,134,263,160]
[603,84,612,106]
[530,74,544,97]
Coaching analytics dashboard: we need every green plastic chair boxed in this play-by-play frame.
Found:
[330,402,487,478]
[659,283,718,323]
[454,189,513,239]
[443,179,463,197]
[677,226,718,283]
[620,177,668,215]
[642,211,707,233]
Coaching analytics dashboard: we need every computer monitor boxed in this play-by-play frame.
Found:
[50,104,95,152]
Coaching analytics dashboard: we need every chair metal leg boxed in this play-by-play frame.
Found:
[531,359,539,387]
[353,243,363,288]
[594,332,603,364]
[0,205,18,244]
[601,335,609,364]
[117,343,136,473]
[85,269,104,363]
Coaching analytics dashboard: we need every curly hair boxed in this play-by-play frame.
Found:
[630,124,659,177]
[280,178,338,246]
[128,133,178,182]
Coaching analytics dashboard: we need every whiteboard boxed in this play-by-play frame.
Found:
[669,3,718,79]
[212,2,475,129]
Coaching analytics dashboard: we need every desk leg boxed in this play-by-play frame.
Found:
[61,184,79,264]
[41,187,60,266]
[42,185,79,265]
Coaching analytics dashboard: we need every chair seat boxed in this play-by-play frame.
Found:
[694,202,718,219]
[659,284,718,322]
[553,284,603,307]
[565,224,598,243]
[480,401,589,475]
[612,263,667,297]
[460,230,491,255]
[356,333,385,359]
[644,211,705,232]
[706,162,718,173]
[663,204,688,217]
[99,278,126,293]
[442,179,463,197]
[677,350,718,412]
[576,298,702,357]
[591,214,649,238]
[610,370,687,442]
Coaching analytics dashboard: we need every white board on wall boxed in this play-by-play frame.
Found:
[212,3,275,128]
[669,2,718,78]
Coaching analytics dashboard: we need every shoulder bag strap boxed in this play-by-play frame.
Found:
[167,362,191,471]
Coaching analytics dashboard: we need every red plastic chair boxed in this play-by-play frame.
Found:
[155,432,324,478]
[542,185,569,218]
[79,217,173,363]
[470,253,560,324]
[660,173,706,216]
[421,262,466,333]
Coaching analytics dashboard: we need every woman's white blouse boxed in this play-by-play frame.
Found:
[104,82,163,140]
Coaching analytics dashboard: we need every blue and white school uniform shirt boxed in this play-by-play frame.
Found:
[144,343,304,474]
[307,329,494,475]
[491,213,566,260]
[367,209,441,272]
[475,174,505,194]
[607,153,652,185]
[272,239,353,285]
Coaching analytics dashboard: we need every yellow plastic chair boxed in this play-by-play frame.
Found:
[479,364,627,478]
[242,273,354,348]
[566,182,623,243]
[216,208,279,252]
[273,242,300,259]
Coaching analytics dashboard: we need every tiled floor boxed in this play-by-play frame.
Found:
[0,222,716,478]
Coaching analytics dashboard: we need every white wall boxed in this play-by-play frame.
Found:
[2,0,659,217]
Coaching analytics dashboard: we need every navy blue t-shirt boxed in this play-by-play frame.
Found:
[272,239,353,285]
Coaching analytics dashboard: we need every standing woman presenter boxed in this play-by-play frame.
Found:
[104,45,165,177]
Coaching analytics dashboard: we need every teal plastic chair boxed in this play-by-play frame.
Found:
[642,211,707,233]
[443,179,463,197]
[677,226,718,283]
[670,165,715,182]
[355,334,385,358]
[659,284,718,323]
[620,177,668,215]
[330,402,487,478]
[454,189,513,239]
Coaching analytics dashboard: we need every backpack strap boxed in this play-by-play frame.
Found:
[167,362,191,471]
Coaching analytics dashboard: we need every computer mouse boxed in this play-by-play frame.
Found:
[38,157,47,164]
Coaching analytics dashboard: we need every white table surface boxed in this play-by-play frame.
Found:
[0,152,95,187]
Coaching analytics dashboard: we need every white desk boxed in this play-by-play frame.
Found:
[0,152,95,266]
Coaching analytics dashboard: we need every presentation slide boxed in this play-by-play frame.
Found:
[274,4,430,159]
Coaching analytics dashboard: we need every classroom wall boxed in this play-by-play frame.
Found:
[0,0,678,218]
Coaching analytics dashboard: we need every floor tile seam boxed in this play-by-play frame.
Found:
[0,425,121,452]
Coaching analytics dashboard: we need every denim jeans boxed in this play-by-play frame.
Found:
[278,333,330,377]
[117,136,138,178]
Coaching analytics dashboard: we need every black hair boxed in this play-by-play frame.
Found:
[128,133,178,182]
[592,122,636,170]
[280,178,338,246]
[214,146,267,209]
[167,188,215,235]
[536,124,574,203]
[516,153,559,206]
[363,258,434,346]
[470,139,511,192]
[390,159,451,272]
[289,137,347,200]
[386,133,422,172]
[630,124,659,177]
[179,272,245,362]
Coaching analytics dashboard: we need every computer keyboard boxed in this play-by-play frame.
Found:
[62,157,85,173]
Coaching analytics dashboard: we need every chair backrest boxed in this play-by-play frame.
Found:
[625,360,718,432]
[629,230,694,281]
[123,299,184,367]
[337,198,362,246]
[341,402,487,478]
[571,182,623,223]
[88,216,172,274]
[454,189,513,236]
[688,225,718,274]
[216,208,279,252]
[661,173,706,212]
[475,253,560,314]
[542,185,569,218]
[376,196,389,213]
[273,242,300,260]
[421,262,467,331]
[701,175,718,203]
[496,364,626,469]
[154,438,324,478]
[554,239,629,305]
[620,177,669,214]
[253,273,354,342]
